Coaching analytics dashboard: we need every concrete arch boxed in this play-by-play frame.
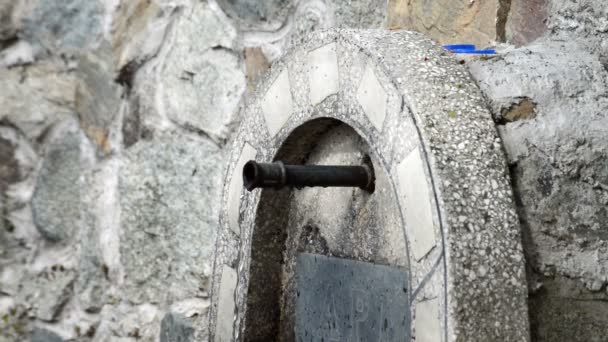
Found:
[210,29,529,342]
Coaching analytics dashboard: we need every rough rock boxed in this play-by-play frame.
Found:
[469,37,608,340]
[0,62,78,142]
[287,0,386,51]
[75,158,121,314]
[387,0,507,46]
[244,47,270,92]
[109,0,171,74]
[0,135,19,194]
[160,312,194,342]
[547,1,608,37]
[161,2,245,141]
[119,131,223,304]
[94,302,160,341]
[506,0,548,46]
[0,0,16,42]
[75,223,108,315]
[332,0,387,28]
[31,328,64,342]
[22,0,104,52]
[0,133,19,262]
[75,51,122,154]
[75,252,107,314]
[20,268,76,322]
[217,0,294,31]
[31,124,88,242]
[0,40,35,67]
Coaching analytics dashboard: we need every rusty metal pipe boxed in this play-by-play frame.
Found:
[243,161,374,192]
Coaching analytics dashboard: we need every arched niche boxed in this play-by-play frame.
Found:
[245,118,410,341]
[209,29,529,342]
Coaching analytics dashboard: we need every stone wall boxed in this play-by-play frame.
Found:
[0,0,386,341]
[0,0,606,341]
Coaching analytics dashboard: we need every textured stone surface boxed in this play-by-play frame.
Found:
[217,0,294,31]
[469,37,608,341]
[160,312,194,342]
[0,1,16,42]
[19,268,76,322]
[109,0,168,73]
[0,1,399,341]
[0,62,77,141]
[76,51,122,153]
[31,127,86,242]
[120,131,223,304]
[160,1,245,140]
[332,0,387,29]
[506,0,548,46]
[0,40,35,67]
[387,0,506,46]
[244,47,271,91]
[210,29,529,341]
[23,0,104,52]
[3,0,608,340]
[31,328,64,342]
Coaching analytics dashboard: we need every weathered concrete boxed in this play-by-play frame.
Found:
[469,37,608,341]
[210,29,529,341]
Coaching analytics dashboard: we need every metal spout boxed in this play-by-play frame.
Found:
[243,161,374,192]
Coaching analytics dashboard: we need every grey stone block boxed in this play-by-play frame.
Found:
[295,253,409,341]
[119,131,223,304]
[32,130,84,242]
[160,312,194,342]
[31,328,64,342]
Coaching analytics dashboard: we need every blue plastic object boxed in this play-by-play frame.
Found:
[443,44,476,51]
[443,44,496,55]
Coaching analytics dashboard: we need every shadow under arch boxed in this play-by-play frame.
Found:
[243,118,409,342]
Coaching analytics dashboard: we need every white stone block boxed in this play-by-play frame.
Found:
[415,298,441,342]
[307,43,339,105]
[397,148,437,260]
[227,143,257,235]
[357,62,387,131]
[261,69,294,137]
[215,265,238,342]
